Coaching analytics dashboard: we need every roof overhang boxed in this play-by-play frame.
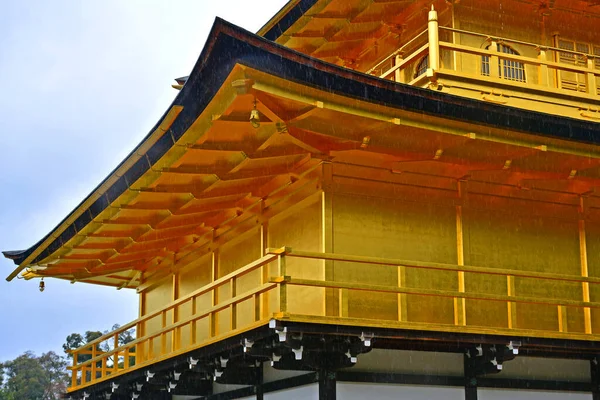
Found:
[4,17,600,287]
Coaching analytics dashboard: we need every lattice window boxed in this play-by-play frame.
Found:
[556,38,598,93]
[415,54,429,78]
[481,44,526,82]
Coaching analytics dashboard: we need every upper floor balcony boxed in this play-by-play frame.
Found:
[365,7,600,122]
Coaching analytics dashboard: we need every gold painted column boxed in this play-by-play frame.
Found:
[579,197,592,334]
[259,204,270,320]
[210,248,219,338]
[322,163,341,316]
[428,6,440,74]
[454,181,467,326]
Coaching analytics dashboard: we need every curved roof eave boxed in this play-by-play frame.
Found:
[4,17,600,281]
[257,0,319,41]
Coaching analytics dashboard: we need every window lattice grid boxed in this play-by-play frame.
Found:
[415,54,429,78]
[481,44,526,82]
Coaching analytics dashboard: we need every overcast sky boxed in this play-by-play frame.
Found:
[0,0,288,362]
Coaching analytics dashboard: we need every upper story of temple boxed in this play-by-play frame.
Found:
[259,0,600,122]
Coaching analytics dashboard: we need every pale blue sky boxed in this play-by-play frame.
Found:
[0,0,288,361]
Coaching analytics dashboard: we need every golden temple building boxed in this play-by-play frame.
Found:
[4,0,600,399]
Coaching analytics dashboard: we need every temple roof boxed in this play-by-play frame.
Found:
[3,17,600,287]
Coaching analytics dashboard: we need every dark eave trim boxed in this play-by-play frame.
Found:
[260,0,319,41]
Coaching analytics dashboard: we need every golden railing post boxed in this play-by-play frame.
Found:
[135,322,144,363]
[397,266,407,322]
[90,345,97,382]
[489,39,500,79]
[113,333,119,374]
[587,57,598,96]
[558,305,568,333]
[148,337,154,360]
[101,357,107,378]
[71,351,78,388]
[579,197,592,334]
[260,218,270,320]
[454,181,467,326]
[507,275,517,329]
[278,253,288,313]
[230,277,237,330]
[394,54,405,83]
[210,249,219,338]
[428,5,440,75]
[190,296,197,346]
[160,310,167,356]
[124,348,130,370]
[538,46,550,86]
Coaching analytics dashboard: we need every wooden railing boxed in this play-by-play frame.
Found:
[68,251,282,391]
[69,247,600,391]
[368,8,600,108]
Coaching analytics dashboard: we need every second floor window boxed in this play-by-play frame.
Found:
[415,54,429,78]
[481,44,526,82]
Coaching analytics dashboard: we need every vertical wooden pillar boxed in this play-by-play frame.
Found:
[278,252,288,313]
[588,57,598,96]
[319,371,336,400]
[210,248,219,338]
[172,273,179,351]
[428,6,440,73]
[489,40,500,79]
[256,362,264,400]
[507,275,517,329]
[394,54,405,83]
[580,197,592,334]
[464,354,478,400]
[398,265,407,322]
[260,205,270,319]
[322,163,337,316]
[538,47,550,86]
[455,181,467,326]
[451,3,462,72]
[137,288,146,362]
[592,357,600,400]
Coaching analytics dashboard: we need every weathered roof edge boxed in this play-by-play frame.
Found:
[4,17,600,280]
[257,0,319,41]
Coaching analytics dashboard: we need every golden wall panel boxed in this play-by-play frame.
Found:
[178,254,212,347]
[269,194,325,316]
[464,205,581,331]
[143,279,173,358]
[331,192,457,323]
[218,227,262,334]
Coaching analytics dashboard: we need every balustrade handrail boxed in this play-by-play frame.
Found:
[285,249,600,285]
[438,41,600,76]
[69,253,278,359]
[367,28,429,74]
[439,26,599,60]
[70,282,276,372]
[369,25,600,81]
[379,43,429,80]
[277,277,600,309]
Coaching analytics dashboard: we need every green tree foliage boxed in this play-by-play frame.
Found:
[0,322,133,400]
[0,351,68,400]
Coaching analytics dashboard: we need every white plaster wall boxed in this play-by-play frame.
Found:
[478,388,592,400]
[337,383,464,399]
[238,383,318,400]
